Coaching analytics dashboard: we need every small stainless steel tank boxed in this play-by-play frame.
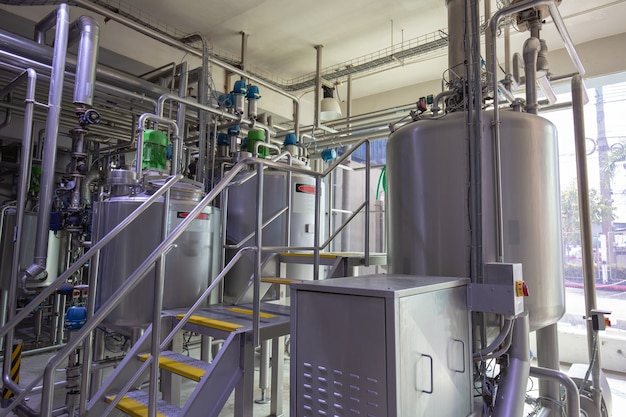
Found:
[94,176,220,327]
[224,169,324,303]
[386,110,564,331]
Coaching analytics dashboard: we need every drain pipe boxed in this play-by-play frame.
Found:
[572,73,603,414]
[21,4,70,291]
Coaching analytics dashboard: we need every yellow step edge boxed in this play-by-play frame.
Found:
[105,395,166,417]
[261,277,302,285]
[226,307,277,319]
[137,354,205,382]
[280,252,337,259]
[176,314,244,332]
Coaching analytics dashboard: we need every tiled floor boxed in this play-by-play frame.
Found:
[6,345,626,416]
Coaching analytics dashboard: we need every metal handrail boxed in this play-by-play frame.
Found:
[0,174,184,417]
[5,136,373,416]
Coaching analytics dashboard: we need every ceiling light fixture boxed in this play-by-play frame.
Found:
[320,85,342,121]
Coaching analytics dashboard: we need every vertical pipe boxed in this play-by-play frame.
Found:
[484,0,493,85]
[364,141,370,265]
[446,0,466,81]
[253,163,264,347]
[198,38,209,189]
[492,313,530,417]
[240,31,248,72]
[23,4,70,284]
[174,62,188,175]
[69,16,100,106]
[537,324,561,415]
[314,177,321,280]
[314,45,323,129]
[572,74,603,413]
[523,37,541,114]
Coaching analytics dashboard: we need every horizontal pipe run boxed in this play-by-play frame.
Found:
[529,366,581,417]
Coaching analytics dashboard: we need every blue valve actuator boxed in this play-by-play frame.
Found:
[228,125,241,136]
[283,133,297,146]
[217,132,230,146]
[321,148,337,162]
[246,85,261,100]
[232,79,247,94]
[65,306,87,330]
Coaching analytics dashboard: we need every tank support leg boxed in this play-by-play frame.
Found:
[537,323,561,416]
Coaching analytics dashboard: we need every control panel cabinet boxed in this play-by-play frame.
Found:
[291,275,472,417]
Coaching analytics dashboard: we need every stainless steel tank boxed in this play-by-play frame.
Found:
[224,169,324,303]
[386,110,564,331]
[94,181,220,327]
[0,211,62,290]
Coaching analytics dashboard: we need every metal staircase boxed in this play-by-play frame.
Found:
[88,304,290,417]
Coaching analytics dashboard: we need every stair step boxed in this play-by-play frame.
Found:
[261,277,302,285]
[225,306,277,318]
[280,252,338,259]
[106,390,181,417]
[137,350,212,382]
[176,314,244,332]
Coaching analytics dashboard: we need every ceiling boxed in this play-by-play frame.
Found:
[2,0,626,101]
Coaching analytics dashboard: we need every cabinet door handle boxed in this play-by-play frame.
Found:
[449,338,466,373]
[415,353,433,394]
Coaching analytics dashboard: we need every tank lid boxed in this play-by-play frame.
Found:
[107,169,137,185]
[146,179,205,201]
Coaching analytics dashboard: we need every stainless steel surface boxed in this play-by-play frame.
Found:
[446,0,466,80]
[94,193,221,327]
[25,3,68,284]
[291,275,471,417]
[493,313,530,417]
[68,15,99,106]
[224,170,324,301]
[387,110,564,331]
[536,323,561,416]
[0,212,62,290]
[530,366,581,417]
[524,36,541,114]
[572,73,604,413]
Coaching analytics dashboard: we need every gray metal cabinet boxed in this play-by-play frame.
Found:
[291,275,472,417]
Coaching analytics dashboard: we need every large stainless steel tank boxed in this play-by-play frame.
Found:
[0,211,62,290]
[224,169,324,303]
[94,182,220,327]
[386,110,564,331]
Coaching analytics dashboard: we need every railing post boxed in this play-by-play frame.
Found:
[364,141,371,266]
[253,163,264,347]
[314,176,321,280]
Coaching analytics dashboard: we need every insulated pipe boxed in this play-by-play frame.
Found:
[0,28,168,98]
[529,366,581,417]
[446,0,466,81]
[69,15,99,106]
[523,36,541,114]
[536,324,561,415]
[69,0,301,139]
[572,73,603,413]
[1,69,37,398]
[22,3,69,287]
[492,313,530,417]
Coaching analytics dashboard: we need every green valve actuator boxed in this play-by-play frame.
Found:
[142,129,168,170]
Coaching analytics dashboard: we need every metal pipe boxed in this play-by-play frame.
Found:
[530,366,581,417]
[314,45,322,129]
[174,61,188,175]
[68,15,99,106]
[536,324,561,414]
[0,27,167,98]
[493,313,530,417]
[69,0,300,138]
[253,163,264,348]
[572,73,603,413]
[21,3,69,290]
[364,141,370,266]
[431,90,456,115]
[523,36,541,114]
[446,0,466,81]
[1,69,36,397]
